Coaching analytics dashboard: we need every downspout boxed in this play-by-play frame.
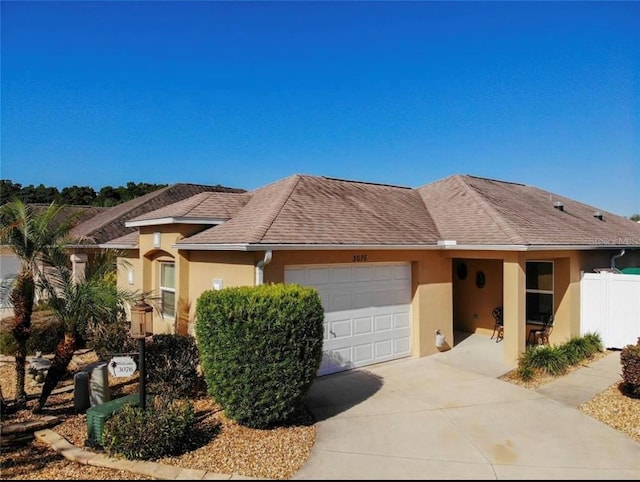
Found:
[610,249,625,270]
[255,250,273,285]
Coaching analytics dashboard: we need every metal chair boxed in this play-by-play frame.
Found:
[528,313,553,345]
[491,306,503,343]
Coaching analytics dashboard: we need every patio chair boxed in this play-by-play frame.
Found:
[491,306,503,343]
[528,313,553,345]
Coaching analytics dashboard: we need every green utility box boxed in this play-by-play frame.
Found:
[85,393,140,447]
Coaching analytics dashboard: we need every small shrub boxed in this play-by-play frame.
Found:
[581,332,604,356]
[620,339,640,395]
[102,395,196,460]
[88,321,137,361]
[0,329,16,355]
[146,333,200,398]
[520,344,569,377]
[27,317,64,354]
[0,315,64,356]
[559,337,592,365]
[516,364,535,382]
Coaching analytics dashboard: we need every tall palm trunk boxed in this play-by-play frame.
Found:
[9,273,35,408]
[36,332,77,412]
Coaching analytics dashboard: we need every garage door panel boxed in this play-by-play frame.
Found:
[285,263,412,377]
[352,292,373,309]
[394,311,411,329]
[307,268,330,284]
[374,265,394,280]
[329,319,352,339]
[352,266,374,281]
[330,292,351,311]
[330,267,352,283]
[353,343,373,364]
[353,316,373,335]
[394,337,411,354]
[285,268,305,285]
[375,340,393,357]
[374,314,392,331]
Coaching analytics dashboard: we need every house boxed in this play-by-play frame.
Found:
[1,184,246,314]
[107,174,640,375]
[65,182,246,280]
[0,204,109,311]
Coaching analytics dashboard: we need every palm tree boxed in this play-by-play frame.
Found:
[35,248,137,411]
[0,200,74,409]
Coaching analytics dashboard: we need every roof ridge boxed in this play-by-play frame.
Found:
[456,175,526,244]
[253,174,302,241]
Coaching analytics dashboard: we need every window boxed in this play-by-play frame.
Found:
[526,261,553,323]
[159,262,175,318]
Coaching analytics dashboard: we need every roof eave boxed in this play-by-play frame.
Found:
[126,217,226,227]
[173,243,640,252]
[99,243,138,250]
[174,243,442,252]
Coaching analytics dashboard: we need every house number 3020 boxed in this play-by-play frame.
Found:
[352,254,367,262]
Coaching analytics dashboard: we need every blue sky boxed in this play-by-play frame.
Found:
[1,1,639,216]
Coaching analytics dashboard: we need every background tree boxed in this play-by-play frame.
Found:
[630,214,640,222]
[57,185,97,205]
[0,180,23,205]
[35,249,136,411]
[1,179,168,206]
[0,200,74,409]
[19,184,60,204]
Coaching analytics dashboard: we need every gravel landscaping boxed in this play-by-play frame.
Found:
[0,350,315,480]
[1,348,639,480]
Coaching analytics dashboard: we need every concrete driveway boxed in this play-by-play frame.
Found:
[294,333,640,480]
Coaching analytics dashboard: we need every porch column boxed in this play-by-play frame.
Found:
[502,253,526,365]
[70,253,88,284]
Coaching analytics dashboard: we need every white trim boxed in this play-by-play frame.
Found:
[173,242,638,252]
[175,243,441,251]
[99,243,138,249]
[159,261,176,319]
[126,217,226,227]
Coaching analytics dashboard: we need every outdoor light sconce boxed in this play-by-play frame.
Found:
[130,296,153,411]
[153,232,161,248]
[130,297,153,339]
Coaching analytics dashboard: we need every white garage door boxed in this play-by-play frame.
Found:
[285,263,412,376]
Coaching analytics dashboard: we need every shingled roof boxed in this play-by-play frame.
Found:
[127,191,252,225]
[177,174,441,247]
[418,175,640,247]
[70,183,245,245]
[28,204,109,231]
[103,174,640,250]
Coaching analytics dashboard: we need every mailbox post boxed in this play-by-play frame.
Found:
[130,297,153,410]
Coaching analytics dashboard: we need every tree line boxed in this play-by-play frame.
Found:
[0,179,168,207]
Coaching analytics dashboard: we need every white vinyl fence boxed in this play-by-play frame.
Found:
[580,271,640,349]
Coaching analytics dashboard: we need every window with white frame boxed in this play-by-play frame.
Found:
[159,261,175,318]
[526,261,553,324]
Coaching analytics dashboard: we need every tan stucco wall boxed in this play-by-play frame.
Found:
[117,223,635,367]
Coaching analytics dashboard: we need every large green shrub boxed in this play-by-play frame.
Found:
[146,333,200,397]
[195,283,324,429]
[102,396,196,460]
